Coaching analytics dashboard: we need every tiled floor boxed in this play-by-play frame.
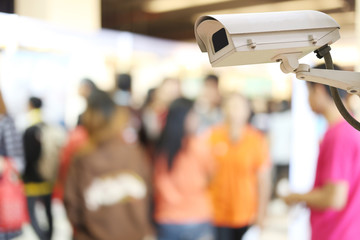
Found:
[15,199,294,240]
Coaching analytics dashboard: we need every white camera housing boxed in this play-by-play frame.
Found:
[195,10,340,68]
[195,10,360,131]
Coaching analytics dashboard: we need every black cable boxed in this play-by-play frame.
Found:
[316,46,360,131]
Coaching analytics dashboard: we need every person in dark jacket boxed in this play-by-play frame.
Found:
[22,97,53,240]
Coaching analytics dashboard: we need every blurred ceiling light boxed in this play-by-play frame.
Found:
[196,0,345,17]
[144,0,232,13]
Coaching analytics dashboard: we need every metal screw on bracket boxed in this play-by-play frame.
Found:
[247,39,256,49]
[308,35,317,44]
[348,89,359,94]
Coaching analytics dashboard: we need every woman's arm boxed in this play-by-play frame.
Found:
[283,181,349,210]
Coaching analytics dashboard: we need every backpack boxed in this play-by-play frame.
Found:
[37,124,67,182]
[0,157,27,231]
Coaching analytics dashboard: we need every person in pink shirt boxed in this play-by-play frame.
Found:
[283,64,360,240]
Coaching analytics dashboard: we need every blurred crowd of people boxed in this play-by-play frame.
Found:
[1,66,360,240]
[0,73,274,240]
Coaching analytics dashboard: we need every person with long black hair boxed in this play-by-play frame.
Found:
[154,97,215,240]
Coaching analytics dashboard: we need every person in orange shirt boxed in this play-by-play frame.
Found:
[154,97,215,240]
[209,93,271,240]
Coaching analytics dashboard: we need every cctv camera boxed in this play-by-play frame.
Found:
[195,10,340,69]
[195,10,360,131]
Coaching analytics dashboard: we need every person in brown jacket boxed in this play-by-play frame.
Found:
[64,89,154,240]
